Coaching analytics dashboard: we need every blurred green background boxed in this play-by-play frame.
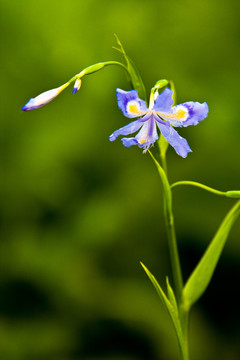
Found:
[1,0,240,359]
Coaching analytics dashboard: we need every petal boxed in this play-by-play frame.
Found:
[156,120,192,158]
[21,82,69,111]
[152,88,174,112]
[156,101,209,127]
[135,116,158,147]
[121,137,139,147]
[109,119,143,142]
[116,88,147,118]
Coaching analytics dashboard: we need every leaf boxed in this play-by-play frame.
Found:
[183,200,240,309]
[166,277,178,314]
[140,262,183,347]
[114,34,147,101]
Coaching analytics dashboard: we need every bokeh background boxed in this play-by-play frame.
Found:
[1,0,240,359]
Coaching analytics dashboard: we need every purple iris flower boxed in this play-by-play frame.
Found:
[109,88,209,158]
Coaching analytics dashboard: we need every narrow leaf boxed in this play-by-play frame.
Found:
[140,262,183,346]
[183,200,240,309]
[166,277,178,314]
[114,34,147,101]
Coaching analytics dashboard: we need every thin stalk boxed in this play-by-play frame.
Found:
[179,309,190,360]
[163,199,183,303]
[171,180,240,198]
[149,151,190,359]
[160,151,168,175]
[148,151,183,303]
[68,61,129,84]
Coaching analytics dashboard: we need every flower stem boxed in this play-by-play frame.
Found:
[171,181,240,199]
[163,199,183,303]
[149,151,190,360]
[179,310,190,360]
[68,61,129,84]
[148,151,183,302]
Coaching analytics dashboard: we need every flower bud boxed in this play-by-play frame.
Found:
[72,78,82,94]
[21,82,69,111]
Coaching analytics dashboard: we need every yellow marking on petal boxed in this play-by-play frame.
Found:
[156,107,187,121]
[139,139,146,145]
[129,104,141,114]
[127,100,147,116]
[175,109,186,119]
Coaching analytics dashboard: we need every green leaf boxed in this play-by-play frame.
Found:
[166,277,178,313]
[114,34,147,101]
[140,262,183,347]
[183,200,240,309]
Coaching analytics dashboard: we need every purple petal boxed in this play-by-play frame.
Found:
[116,88,147,118]
[121,137,139,147]
[179,101,209,127]
[152,88,174,112]
[156,101,209,128]
[156,120,192,158]
[109,119,143,141]
[135,116,158,147]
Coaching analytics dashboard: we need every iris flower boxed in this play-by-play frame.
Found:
[109,88,208,157]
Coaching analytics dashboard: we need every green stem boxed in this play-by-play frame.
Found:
[148,151,183,302]
[160,151,168,175]
[68,61,129,84]
[164,200,183,304]
[83,61,128,75]
[149,151,190,359]
[179,310,190,360]
[171,181,240,198]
